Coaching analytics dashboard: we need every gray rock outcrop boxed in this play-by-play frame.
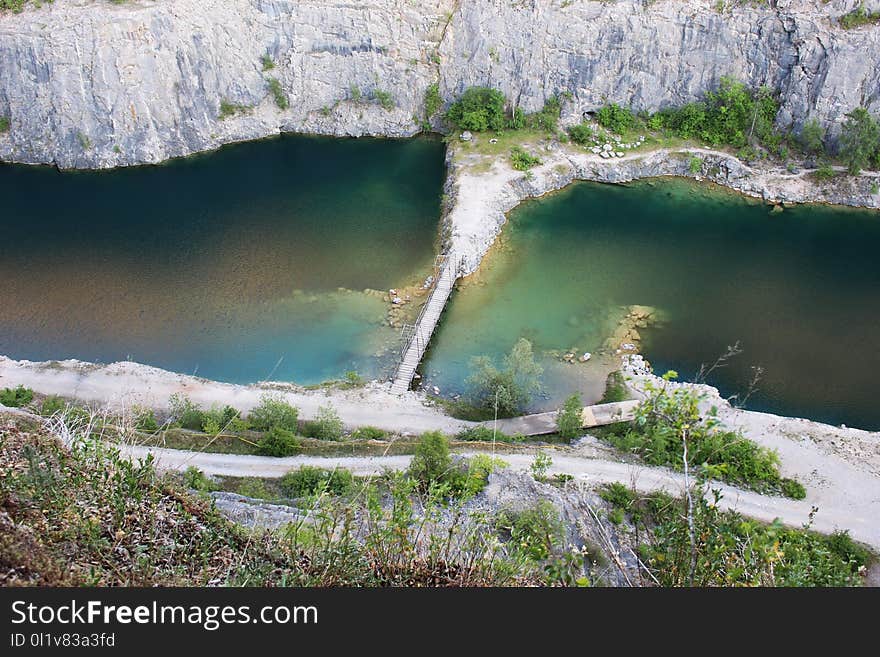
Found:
[0,0,878,169]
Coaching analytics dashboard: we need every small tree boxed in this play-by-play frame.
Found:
[799,118,826,155]
[257,426,300,456]
[445,87,508,132]
[306,404,344,440]
[556,394,583,439]
[839,107,880,175]
[408,431,453,489]
[467,338,543,416]
[530,452,553,481]
[248,394,299,432]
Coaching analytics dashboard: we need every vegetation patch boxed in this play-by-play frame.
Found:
[555,394,583,440]
[267,78,289,110]
[0,116,9,133]
[510,146,542,171]
[839,4,880,29]
[599,371,806,498]
[467,338,543,417]
[0,385,34,408]
[280,465,354,497]
[218,99,251,119]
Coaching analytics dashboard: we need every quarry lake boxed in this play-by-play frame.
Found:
[422,178,880,430]
[0,135,445,384]
[3,134,880,430]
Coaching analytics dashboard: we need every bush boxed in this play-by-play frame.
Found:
[601,372,804,497]
[261,54,275,71]
[256,426,300,457]
[0,385,34,408]
[182,466,217,492]
[168,393,204,430]
[302,404,343,440]
[839,4,880,29]
[556,394,583,440]
[467,338,543,416]
[408,431,452,489]
[600,371,629,404]
[373,89,394,111]
[134,407,159,433]
[815,162,836,180]
[349,425,386,440]
[424,82,442,118]
[799,118,826,155]
[39,395,65,417]
[0,116,9,133]
[596,103,635,134]
[510,146,541,171]
[567,122,594,145]
[267,77,288,110]
[459,454,507,497]
[530,452,552,481]
[445,87,508,132]
[218,100,249,119]
[525,96,561,132]
[495,500,563,562]
[201,405,240,434]
[280,466,354,497]
[688,156,703,174]
[236,477,269,499]
[248,394,299,432]
[781,478,807,500]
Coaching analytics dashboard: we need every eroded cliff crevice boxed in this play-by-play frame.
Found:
[0,0,877,169]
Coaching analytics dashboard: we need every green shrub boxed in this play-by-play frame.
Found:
[280,466,354,497]
[349,84,362,102]
[219,99,249,119]
[799,118,826,155]
[530,452,552,481]
[349,426,387,441]
[871,182,879,195]
[256,426,300,457]
[781,478,807,500]
[688,156,703,174]
[168,393,204,430]
[342,370,363,388]
[247,394,299,432]
[596,103,635,134]
[38,395,65,417]
[201,405,240,434]
[261,54,275,71]
[236,477,269,499]
[815,162,836,180]
[839,4,880,29]
[495,500,563,561]
[424,82,442,118]
[525,96,561,132]
[601,372,804,497]
[0,385,34,408]
[408,431,452,489]
[459,454,507,497]
[267,77,288,110]
[456,425,518,443]
[510,146,541,171]
[134,407,159,433]
[567,122,594,144]
[302,404,343,440]
[556,394,583,440]
[182,466,217,492]
[373,89,394,111]
[0,116,9,133]
[600,371,629,404]
[445,87,508,132]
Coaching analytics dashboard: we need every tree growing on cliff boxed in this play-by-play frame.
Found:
[445,87,508,132]
[799,118,826,156]
[467,338,543,417]
[839,107,880,175]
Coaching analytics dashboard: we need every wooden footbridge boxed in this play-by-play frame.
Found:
[390,252,463,395]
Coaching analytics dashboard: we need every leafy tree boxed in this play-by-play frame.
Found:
[445,87,508,132]
[596,103,635,134]
[839,107,880,175]
[304,404,344,440]
[408,431,453,489]
[256,426,300,456]
[567,122,593,144]
[467,338,544,416]
[424,82,442,118]
[556,394,583,439]
[799,118,826,155]
[248,394,299,432]
[168,393,204,430]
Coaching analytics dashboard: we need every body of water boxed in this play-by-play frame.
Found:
[0,135,445,384]
[422,178,880,430]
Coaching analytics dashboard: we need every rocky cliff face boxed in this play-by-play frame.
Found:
[0,0,878,168]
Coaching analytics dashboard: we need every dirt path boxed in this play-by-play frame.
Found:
[121,443,880,551]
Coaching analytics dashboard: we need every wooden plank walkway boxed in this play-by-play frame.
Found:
[490,400,640,436]
[390,254,461,394]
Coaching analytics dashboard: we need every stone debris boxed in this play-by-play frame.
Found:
[579,352,592,362]
[460,130,473,142]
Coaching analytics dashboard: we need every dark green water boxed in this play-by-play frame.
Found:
[0,135,445,383]
[423,179,880,430]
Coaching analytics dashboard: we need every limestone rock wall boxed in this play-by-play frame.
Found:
[0,0,878,168]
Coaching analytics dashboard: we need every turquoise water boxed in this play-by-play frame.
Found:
[422,179,880,430]
[0,135,445,384]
